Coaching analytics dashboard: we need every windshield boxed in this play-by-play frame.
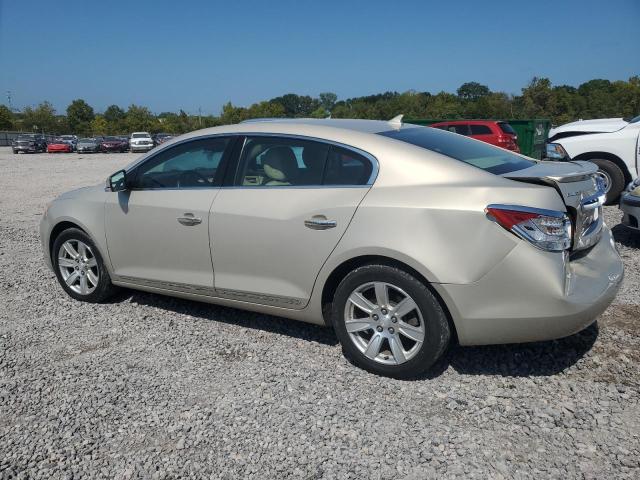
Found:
[104,137,119,141]
[78,138,95,143]
[379,127,535,175]
[629,115,640,124]
[132,133,150,138]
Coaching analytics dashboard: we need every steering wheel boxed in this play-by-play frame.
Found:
[178,170,209,188]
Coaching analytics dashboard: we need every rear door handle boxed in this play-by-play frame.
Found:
[177,213,202,226]
[304,215,337,230]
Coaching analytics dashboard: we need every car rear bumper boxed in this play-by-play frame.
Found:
[13,146,37,152]
[620,193,640,230]
[440,227,623,346]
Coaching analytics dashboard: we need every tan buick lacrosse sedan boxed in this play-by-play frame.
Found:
[40,118,623,378]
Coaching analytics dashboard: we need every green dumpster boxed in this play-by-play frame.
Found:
[404,118,551,159]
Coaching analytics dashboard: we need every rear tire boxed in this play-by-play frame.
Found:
[331,264,450,379]
[52,228,119,303]
[591,159,625,205]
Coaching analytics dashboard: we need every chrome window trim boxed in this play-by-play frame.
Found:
[125,132,380,187]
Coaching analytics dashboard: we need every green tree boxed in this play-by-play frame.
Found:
[91,115,108,135]
[270,94,320,117]
[125,104,155,132]
[66,99,95,135]
[22,101,57,134]
[457,82,490,101]
[104,105,126,134]
[0,105,14,130]
[319,92,338,112]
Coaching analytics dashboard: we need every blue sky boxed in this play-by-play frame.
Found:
[1,0,638,115]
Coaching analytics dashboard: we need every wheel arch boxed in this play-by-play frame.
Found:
[320,254,458,341]
[571,151,632,185]
[48,220,88,257]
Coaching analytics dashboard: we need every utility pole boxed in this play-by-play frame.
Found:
[6,91,12,111]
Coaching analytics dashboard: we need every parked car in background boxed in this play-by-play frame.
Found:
[46,139,73,153]
[546,114,640,204]
[59,135,78,151]
[100,136,129,153]
[117,136,130,150]
[12,134,47,153]
[76,138,101,153]
[620,177,640,232]
[129,132,154,152]
[40,118,622,378]
[430,120,520,152]
[153,133,174,146]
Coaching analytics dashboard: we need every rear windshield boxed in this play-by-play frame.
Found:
[498,122,516,135]
[132,133,150,138]
[379,127,534,175]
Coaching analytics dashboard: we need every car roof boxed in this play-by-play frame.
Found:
[237,117,417,134]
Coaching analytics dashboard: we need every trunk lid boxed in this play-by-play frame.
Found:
[503,160,605,251]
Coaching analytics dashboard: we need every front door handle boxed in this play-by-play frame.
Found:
[304,215,337,230]
[177,213,202,226]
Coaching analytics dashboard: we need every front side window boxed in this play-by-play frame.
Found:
[379,127,535,175]
[235,137,330,186]
[133,137,230,189]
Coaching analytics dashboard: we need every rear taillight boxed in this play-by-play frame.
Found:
[485,204,572,252]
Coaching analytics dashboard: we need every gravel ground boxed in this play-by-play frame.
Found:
[1,147,639,479]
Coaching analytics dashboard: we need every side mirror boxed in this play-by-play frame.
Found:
[107,169,128,192]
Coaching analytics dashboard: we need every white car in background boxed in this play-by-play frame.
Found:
[129,132,154,153]
[546,115,640,204]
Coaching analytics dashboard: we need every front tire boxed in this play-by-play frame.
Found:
[332,264,450,379]
[52,228,118,303]
[591,159,625,205]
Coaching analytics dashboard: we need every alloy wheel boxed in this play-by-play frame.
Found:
[344,282,426,365]
[57,240,99,295]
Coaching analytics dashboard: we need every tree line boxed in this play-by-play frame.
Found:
[0,76,638,137]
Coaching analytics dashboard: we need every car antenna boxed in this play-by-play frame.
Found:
[388,114,403,128]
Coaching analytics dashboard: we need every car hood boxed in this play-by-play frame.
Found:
[56,184,104,201]
[549,118,628,137]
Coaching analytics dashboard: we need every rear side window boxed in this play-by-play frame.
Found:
[235,137,330,187]
[469,124,492,135]
[234,137,374,187]
[498,122,516,134]
[445,124,470,135]
[378,127,535,175]
[324,146,373,185]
